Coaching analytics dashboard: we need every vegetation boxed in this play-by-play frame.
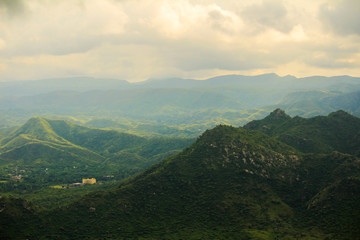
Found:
[1,110,359,239]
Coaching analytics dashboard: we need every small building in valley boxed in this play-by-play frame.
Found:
[82,178,96,184]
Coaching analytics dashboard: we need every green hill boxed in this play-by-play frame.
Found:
[244,109,360,156]
[1,117,102,166]
[0,117,193,164]
[0,117,103,167]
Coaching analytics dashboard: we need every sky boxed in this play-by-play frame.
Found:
[0,0,359,82]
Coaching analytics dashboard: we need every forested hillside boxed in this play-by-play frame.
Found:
[1,110,359,239]
[244,109,360,155]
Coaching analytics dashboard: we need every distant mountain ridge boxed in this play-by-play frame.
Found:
[2,73,360,96]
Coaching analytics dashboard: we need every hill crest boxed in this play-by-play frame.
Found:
[244,109,360,155]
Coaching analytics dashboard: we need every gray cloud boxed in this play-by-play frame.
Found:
[0,0,25,16]
[208,9,236,34]
[319,0,360,35]
[240,0,294,33]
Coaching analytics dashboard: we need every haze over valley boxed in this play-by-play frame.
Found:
[1,74,360,138]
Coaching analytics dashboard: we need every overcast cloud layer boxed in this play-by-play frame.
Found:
[0,0,359,82]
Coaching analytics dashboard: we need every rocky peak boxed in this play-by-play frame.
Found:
[267,108,291,120]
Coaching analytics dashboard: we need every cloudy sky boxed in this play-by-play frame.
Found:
[0,0,359,82]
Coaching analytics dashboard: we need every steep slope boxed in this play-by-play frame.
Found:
[244,109,360,156]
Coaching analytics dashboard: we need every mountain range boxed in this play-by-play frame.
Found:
[1,74,360,138]
[1,109,359,239]
[2,74,360,97]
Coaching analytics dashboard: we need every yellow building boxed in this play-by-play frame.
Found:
[82,178,96,184]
